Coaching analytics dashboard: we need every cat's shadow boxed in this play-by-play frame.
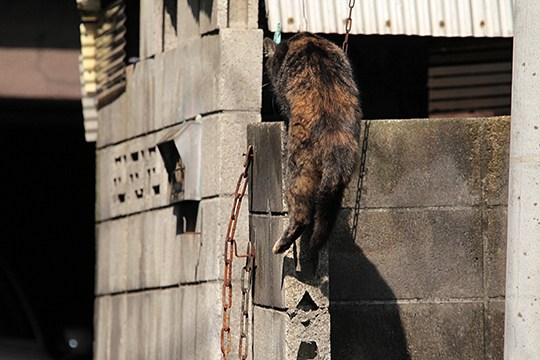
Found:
[283,216,411,360]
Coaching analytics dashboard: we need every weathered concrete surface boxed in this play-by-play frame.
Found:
[97,29,262,147]
[343,117,510,209]
[248,116,510,359]
[247,122,287,213]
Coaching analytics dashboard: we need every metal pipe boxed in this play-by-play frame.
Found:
[504,0,540,358]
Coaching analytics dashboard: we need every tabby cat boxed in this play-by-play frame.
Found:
[263,32,361,254]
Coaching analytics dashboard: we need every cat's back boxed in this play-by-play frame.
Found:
[282,33,355,90]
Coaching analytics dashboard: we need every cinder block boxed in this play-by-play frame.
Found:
[122,209,179,290]
[142,291,160,360]
[126,215,143,290]
[96,130,175,221]
[177,0,200,41]
[247,122,287,213]
[127,59,155,139]
[178,232,201,283]
[97,91,128,148]
[182,36,209,120]
[94,296,112,360]
[155,47,183,129]
[343,118,484,208]
[163,0,178,52]
[95,218,128,294]
[250,213,331,359]
[331,302,484,359]
[486,206,508,297]
[486,300,505,360]
[109,295,128,360]
[140,212,160,288]
[218,29,262,111]
[158,288,181,360]
[126,293,143,358]
[330,207,484,300]
[253,306,287,360]
[251,214,286,308]
[178,286,197,358]
[160,210,182,285]
[140,0,163,58]
[194,283,222,359]
[199,0,228,34]
[197,195,250,282]
[481,116,510,206]
[201,112,260,198]
[228,0,259,29]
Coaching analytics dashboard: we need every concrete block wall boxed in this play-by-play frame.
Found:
[94,0,261,358]
[248,117,510,359]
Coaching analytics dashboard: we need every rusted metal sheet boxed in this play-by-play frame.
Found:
[265,0,514,37]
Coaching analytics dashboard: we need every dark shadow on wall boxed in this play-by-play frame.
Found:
[329,215,411,360]
[187,0,213,23]
[330,120,409,359]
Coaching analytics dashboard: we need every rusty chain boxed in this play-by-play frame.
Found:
[221,145,256,360]
[342,0,356,53]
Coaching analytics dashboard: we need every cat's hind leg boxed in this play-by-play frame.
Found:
[272,166,318,254]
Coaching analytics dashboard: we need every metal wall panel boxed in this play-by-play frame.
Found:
[265,0,513,37]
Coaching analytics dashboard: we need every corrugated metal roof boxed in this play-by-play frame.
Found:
[265,0,514,37]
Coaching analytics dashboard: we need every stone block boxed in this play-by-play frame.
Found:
[178,232,201,283]
[486,300,505,360]
[140,0,163,58]
[331,302,484,359]
[253,306,287,360]
[95,218,128,294]
[250,213,331,359]
[94,296,112,360]
[343,118,484,208]
[97,91,128,148]
[251,214,286,308]
[197,195,250,282]
[200,112,260,198]
[251,212,329,309]
[109,295,128,360]
[482,116,510,206]
[486,206,508,297]
[155,47,183,129]
[142,292,160,360]
[182,36,211,120]
[199,0,228,34]
[194,283,222,359]
[247,122,287,213]
[330,207,484,300]
[127,59,155,139]
[218,29,262,111]
[96,129,178,221]
[126,215,143,290]
[228,0,259,29]
[177,0,200,40]
[126,293,143,358]
[178,286,197,359]
[163,0,178,52]
[158,288,181,360]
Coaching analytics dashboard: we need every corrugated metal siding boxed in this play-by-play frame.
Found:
[77,0,127,142]
[428,39,513,116]
[265,0,514,37]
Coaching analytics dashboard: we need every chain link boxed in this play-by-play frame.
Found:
[342,0,356,54]
[221,145,256,360]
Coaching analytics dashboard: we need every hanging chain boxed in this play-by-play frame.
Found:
[342,0,356,53]
[221,145,256,360]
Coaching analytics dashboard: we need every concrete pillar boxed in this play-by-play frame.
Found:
[504,1,540,358]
